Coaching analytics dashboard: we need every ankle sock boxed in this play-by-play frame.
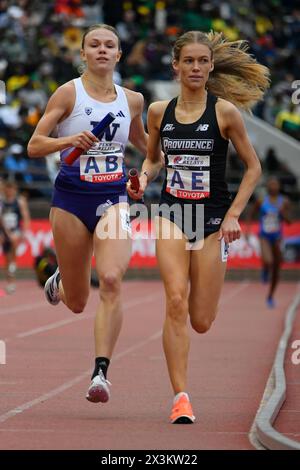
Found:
[92,357,110,380]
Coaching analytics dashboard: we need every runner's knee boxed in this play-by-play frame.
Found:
[191,317,213,334]
[190,306,217,333]
[66,295,88,314]
[166,293,188,322]
[99,270,122,296]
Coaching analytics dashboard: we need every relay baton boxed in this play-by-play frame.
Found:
[128,168,140,192]
[65,112,116,165]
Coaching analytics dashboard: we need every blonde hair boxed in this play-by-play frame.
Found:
[81,24,122,51]
[173,31,270,111]
[79,24,122,75]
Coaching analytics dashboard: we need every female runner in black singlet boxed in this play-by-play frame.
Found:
[128,31,270,424]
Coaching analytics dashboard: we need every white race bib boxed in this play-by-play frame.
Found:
[221,238,229,262]
[80,143,124,183]
[120,209,132,234]
[3,212,18,230]
[262,213,280,233]
[166,154,210,200]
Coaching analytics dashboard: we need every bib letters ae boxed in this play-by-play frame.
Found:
[166,154,210,200]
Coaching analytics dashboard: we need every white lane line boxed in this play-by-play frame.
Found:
[0,283,151,317]
[0,301,47,317]
[0,280,247,426]
[0,372,92,424]
[0,281,245,318]
[7,293,162,341]
[114,330,162,361]
[16,317,92,339]
[0,328,162,424]
[0,428,56,433]
[220,281,249,304]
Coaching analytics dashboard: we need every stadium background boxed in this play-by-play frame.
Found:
[0,0,300,275]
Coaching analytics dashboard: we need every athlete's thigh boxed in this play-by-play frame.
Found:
[189,232,227,322]
[260,237,272,264]
[155,216,190,296]
[50,207,93,297]
[93,202,132,278]
[272,239,282,265]
[8,231,21,248]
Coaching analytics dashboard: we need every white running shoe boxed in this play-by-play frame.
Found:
[86,369,111,403]
[44,268,61,305]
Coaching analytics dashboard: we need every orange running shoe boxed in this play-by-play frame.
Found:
[170,394,195,424]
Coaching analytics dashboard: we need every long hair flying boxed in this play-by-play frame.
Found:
[173,31,270,111]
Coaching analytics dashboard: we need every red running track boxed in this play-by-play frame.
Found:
[0,279,298,450]
[274,301,300,443]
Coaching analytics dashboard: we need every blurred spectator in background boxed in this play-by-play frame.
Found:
[2,143,33,185]
[1,0,299,140]
[116,8,140,57]
[264,147,281,173]
[263,147,298,201]
[0,180,30,293]
[275,102,300,140]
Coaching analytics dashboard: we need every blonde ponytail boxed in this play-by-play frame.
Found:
[173,31,270,111]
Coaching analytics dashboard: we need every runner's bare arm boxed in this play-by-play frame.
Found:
[27,83,98,158]
[216,100,262,243]
[140,101,168,184]
[127,91,148,156]
[126,101,166,200]
[220,101,262,219]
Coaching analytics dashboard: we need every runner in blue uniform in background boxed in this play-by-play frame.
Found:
[250,176,291,308]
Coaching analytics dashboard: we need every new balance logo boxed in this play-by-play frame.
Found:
[207,218,222,225]
[163,124,175,131]
[116,110,125,118]
[196,124,209,131]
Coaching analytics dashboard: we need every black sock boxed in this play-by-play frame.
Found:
[92,357,110,380]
